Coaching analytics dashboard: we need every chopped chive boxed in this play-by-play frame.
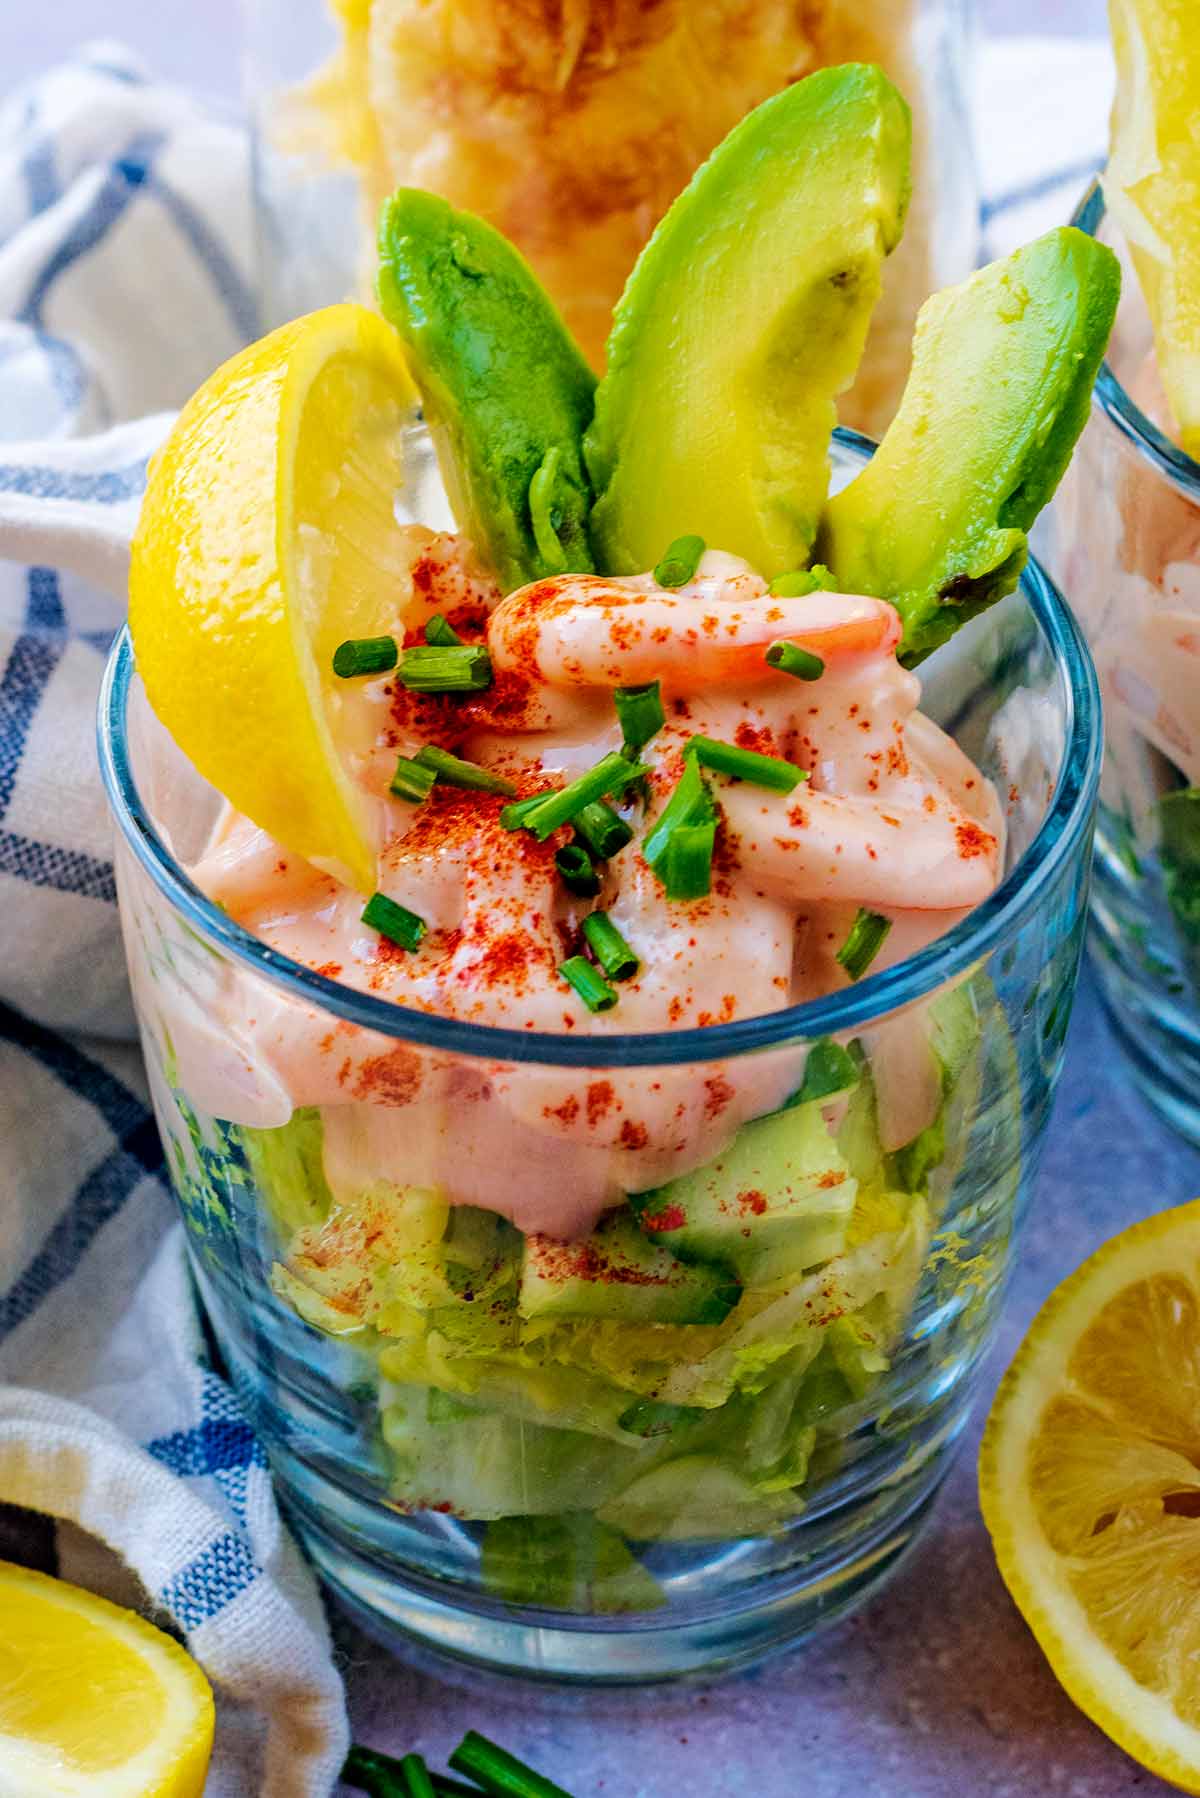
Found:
[685,735,807,793]
[500,791,552,831]
[786,1038,861,1107]
[661,820,715,900]
[342,1745,408,1796]
[433,1782,484,1798]
[767,563,836,598]
[397,644,492,693]
[424,612,464,647]
[559,955,618,1014]
[529,445,569,574]
[523,753,646,841]
[555,842,601,897]
[653,534,706,588]
[614,681,665,758]
[400,1754,437,1798]
[449,1729,576,1798]
[642,758,716,869]
[573,800,633,860]
[765,640,825,682]
[332,635,398,679]
[389,756,438,804]
[582,912,639,981]
[362,892,427,952]
[836,908,892,982]
[414,744,517,796]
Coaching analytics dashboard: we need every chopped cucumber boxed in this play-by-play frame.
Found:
[519,1208,740,1325]
[629,1100,856,1287]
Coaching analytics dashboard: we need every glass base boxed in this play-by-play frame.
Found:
[1089,828,1200,1148]
[276,1449,950,1683]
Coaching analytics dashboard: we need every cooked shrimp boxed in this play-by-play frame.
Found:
[489,565,902,690]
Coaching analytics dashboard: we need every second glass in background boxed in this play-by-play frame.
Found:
[1051,183,1200,1145]
[245,0,978,441]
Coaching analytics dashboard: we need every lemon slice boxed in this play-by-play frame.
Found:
[1107,0,1200,455]
[130,303,416,894]
[0,1559,214,1796]
[980,1199,1200,1792]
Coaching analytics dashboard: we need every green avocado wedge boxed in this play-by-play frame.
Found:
[818,226,1121,666]
[377,189,597,590]
[584,64,911,580]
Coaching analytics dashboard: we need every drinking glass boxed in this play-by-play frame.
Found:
[99,431,1100,1680]
[1049,183,1200,1145]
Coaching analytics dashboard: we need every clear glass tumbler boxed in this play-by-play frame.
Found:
[98,433,1099,1681]
[245,0,978,440]
[1050,184,1200,1145]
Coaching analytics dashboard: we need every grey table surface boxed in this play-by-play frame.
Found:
[5,1,1172,1792]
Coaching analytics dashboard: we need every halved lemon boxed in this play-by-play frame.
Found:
[0,1559,214,1796]
[129,303,417,894]
[980,1199,1200,1792]
[1107,0,1200,455]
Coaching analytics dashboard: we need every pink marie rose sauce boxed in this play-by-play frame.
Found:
[178,533,1002,1238]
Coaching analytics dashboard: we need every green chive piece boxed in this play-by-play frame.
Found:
[400,1754,438,1798]
[582,912,639,981]
[559,955,618,1014]
[653,534,706,588]
[500,791,552,831]
[398,644,492,693]
[362,892,427,952]
[424,612,463,647]
[613,681,665,758]
[332,635,398,679]
[389,756,437,804]
[529,445,569,575]
[661,820,715,901]
[767,563,836,598]
[433,1782,484,1798]
[414,744,517,796]
[786,1038,861,1108]
[555,843,601,897]
[573,800,633,860]
[642,758,716,869]
[765,640,825,682]
[836,908,892,982]
[524,753,646,841]
[685,735,807,793]
[342,1745,408,1796]
[449,1729,577,1798]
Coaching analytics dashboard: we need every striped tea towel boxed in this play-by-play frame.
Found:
[0,44,347,1798]
[0,31,1112,1798]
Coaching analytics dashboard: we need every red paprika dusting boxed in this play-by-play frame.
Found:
[619,1119,649,1150]
[956,820,994,860]
[313,961,343,979]
[738,1189,768,1216]
[703,1074,734,1118]
[353,1045,423,1105]
[586,1080,616,1126]
[640,1204,686,1232]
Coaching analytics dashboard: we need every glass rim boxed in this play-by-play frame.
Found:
[1073,181,1200,504]
[98,448,1101,1070]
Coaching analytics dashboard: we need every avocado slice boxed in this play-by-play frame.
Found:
[584,64,911,579]
[377,189,597,590]
[629,1099,857,1288]
[519,1208,739,1325]
[818,226,1121,665]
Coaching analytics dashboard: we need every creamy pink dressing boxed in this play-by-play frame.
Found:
[174,535,1001,1235]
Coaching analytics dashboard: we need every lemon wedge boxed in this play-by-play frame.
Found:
[0,1559,214,1796]
[980,1199,1200,1793]
[129,303,417,894]
[1107,0,1200,455]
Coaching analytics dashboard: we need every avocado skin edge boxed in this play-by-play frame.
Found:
[377,188,597,592]
[584,63,912,582]
[819,226,1121,667]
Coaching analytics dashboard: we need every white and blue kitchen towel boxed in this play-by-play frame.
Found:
[0,34,1112,1798]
